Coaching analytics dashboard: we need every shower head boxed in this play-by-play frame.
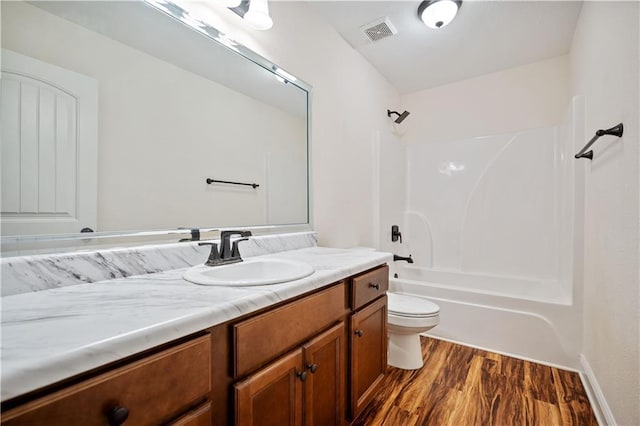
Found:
[387,109,410,124]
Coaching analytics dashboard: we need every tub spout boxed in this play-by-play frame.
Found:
[393,254,413,263]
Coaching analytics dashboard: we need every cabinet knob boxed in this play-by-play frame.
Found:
[354,330,364,337]
[297,371,308,382]
[369,283,380,290]
[306,363,319,373]
[106,405,129,426]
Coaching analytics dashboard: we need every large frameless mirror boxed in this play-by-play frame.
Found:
[0,0,310,253]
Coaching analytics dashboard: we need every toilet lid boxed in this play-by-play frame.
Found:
[387,293,440,318]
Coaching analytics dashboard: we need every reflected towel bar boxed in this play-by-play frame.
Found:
[575,123,623,160]
[206,178,259,189]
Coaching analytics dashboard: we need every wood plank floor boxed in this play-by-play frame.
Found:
[352,337,598,426]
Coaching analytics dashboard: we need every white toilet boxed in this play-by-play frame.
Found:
[387,292,440,370]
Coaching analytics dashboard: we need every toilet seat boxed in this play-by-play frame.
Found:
[387,293,440,318]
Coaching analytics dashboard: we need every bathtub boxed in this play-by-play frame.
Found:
[389,264,581,370]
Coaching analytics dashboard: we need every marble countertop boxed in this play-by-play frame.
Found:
[1,247,391,402]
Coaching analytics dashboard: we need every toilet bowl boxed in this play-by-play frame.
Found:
[387,292,440,370]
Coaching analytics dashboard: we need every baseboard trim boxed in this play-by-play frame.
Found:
[579,354,616,425]
[422,333,580,373]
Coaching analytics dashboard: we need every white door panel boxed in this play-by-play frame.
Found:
[1,48,97,235]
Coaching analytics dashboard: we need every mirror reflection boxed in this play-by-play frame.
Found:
[0,1,309,238]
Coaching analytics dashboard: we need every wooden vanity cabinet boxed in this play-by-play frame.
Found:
[234,322,345,426]
[170,401,213,426]
[303,323,346,426]
[232,282,348,426]
[350,297,387,418]
[231,264,390,425]
[1,264,389,426]
[235,348,304,425]
[1,334,212,426]
[348,265,389,420]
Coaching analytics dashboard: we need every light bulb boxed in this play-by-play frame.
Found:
[221,0,242,7]
[244,0,273,30]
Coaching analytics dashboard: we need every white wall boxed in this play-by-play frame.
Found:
[2,2,307,232]
[401,55,570,144]
[182,1,400,248]
[375,131,406,256]
[569,2,640,425]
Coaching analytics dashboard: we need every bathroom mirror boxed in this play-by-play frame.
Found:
[0,0,310,248]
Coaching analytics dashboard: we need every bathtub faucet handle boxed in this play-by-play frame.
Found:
[393,254,413,264]
[391,225,402,243]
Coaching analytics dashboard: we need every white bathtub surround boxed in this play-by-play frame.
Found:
[403,126,571,282]
[391,275,579,369]
[0,246,391,401]
[1,232,317,296]
[377,97,585,370]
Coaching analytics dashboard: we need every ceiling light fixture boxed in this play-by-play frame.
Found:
[418,0,462,29]
[221,0,242,8]
[244,0,273,30]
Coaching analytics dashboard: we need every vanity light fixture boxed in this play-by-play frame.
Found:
[244,0,273,30]
[418,0,462,29]
[221,0,242,7]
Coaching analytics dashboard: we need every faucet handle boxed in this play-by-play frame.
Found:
[231,238,249,258]
[198,242,221,266]
[391,225,402,244]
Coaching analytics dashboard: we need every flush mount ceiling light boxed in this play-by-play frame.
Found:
[221,0,242,7]
[418,0,462,29]
[244,0,273,30]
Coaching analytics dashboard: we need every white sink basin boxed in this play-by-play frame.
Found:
[183,258,315,286]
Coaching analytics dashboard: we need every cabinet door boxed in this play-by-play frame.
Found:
[235,349,304,426]
[302,322,346,426]
[169,401,212,426]
[350,296,387,419]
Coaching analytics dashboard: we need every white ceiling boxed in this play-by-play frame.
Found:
[311,1,583,94]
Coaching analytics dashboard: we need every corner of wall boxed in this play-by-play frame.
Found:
[579,354,617,426]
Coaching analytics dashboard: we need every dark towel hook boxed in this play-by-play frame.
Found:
[575,123,623,160]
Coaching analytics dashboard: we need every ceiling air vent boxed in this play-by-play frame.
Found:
[361,17,398,42]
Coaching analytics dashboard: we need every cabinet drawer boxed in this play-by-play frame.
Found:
[2,335,211,426]
[351,265,388,310]
[234,282,347,377]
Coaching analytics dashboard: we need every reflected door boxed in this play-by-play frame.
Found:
[1,49,98,235]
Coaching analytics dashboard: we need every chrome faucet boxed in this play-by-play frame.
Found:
[198,230,252,266]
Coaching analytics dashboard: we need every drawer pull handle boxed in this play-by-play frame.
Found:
[354,329,364,337]
[297,371,308,382]
[306,363,319,373]
[369,283,380,290]
[107,405,129,426]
